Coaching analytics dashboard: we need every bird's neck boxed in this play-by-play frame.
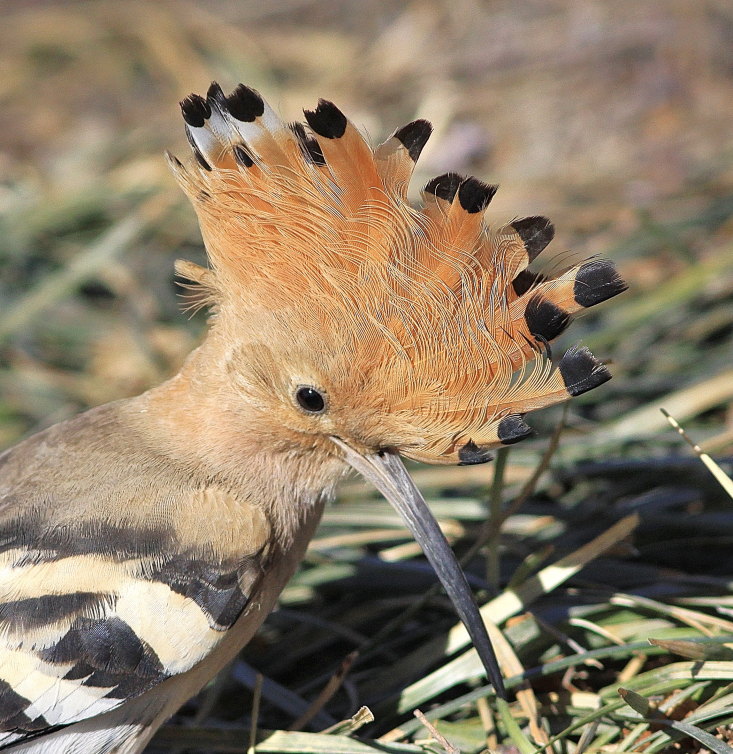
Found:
[130,332,346,547]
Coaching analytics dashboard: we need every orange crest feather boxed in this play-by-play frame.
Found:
[169,82,627,464]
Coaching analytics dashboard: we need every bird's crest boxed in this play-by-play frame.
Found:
[170,82,627,464]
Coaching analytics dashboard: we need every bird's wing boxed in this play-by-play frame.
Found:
[0,479,269,748]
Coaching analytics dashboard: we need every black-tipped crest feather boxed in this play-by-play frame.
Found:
[512,270,546,297]
[458,177,498,214]
[180,94,211,128]
[289,122,326,165]
[458,441,494,465]
[225,84,265,122]
[574,260,629,307]
[525,296,571,341]
[304,100,347,139]
[497,415,534,445]
[393,119,433,162]
[206,81,226,107]
[559,346,612,396]
[511,216,555,262]
[184,125,211,171]
[424,172,463,203]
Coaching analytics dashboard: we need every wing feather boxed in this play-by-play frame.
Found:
[0,411,270,747]
[0,544,261,746]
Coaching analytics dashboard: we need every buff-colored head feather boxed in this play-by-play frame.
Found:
[169,82,627,464]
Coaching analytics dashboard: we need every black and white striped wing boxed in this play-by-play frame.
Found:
[0,515,260,748]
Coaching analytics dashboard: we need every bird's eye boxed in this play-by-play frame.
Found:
[295,386,326,413]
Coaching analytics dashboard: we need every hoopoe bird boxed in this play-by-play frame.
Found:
[0,82,627,753]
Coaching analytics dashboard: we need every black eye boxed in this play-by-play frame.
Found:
[295,386,326,413]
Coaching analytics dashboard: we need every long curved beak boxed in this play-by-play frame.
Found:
[331,438,506,700]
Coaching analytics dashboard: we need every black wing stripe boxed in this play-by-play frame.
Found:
[39,616,164,679]
[0,516,174,561]
[152,556,251,630]
[0,680,47,733]
[0,593,109,631]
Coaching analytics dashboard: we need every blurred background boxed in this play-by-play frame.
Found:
[2,1,733,751]
[2,0,732,446]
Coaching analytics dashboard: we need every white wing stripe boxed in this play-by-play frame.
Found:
[111,581,219,675]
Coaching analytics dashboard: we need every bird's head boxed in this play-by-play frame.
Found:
[169,82,627,696]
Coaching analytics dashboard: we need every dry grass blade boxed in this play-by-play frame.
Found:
[574,719,601,754]
[590,369,733,446]
[288,652,357,731]
[618,688,733,754]
[661,408,733,500]
[610,593,733,634]
[487,628,548,746]
[649,637,733,661]
[413,710,459,754]
[254,730,425,753]
[248,673,264,754]
[322,707,375,736]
